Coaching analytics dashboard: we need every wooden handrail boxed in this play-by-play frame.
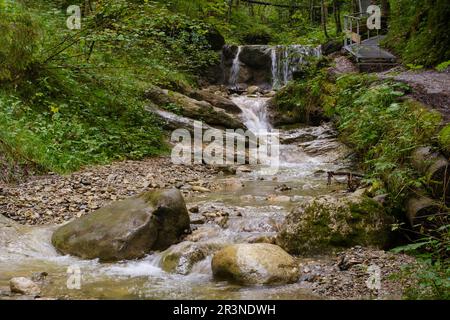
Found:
[240,0,308,9]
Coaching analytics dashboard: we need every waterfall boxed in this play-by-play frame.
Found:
[223,44,321,90]
[229,46,242,87]
[271,45,322,89]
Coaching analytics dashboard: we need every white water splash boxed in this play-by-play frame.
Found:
[232,96,271,134]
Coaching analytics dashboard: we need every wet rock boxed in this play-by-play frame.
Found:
[277,191,393,255]
[161,242,217,275]
[275,184,292,192]
[247,86,261,95]
[186,90,242,114]
[10,277,41,296]
[52,189,190,262]
[211,243,300,285]
[239,46,272,70]
[264,91,277,98]
[144,86,246,130]
[192,186,211,193]
[188,205,199,213]
[267,195,291,203]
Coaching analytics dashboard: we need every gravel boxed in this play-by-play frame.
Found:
[0,157,218,225]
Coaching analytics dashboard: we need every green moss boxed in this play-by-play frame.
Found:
[438,124,450,154]
[278,196,392,255]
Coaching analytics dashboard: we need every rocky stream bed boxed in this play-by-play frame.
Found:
[0,45,421,300]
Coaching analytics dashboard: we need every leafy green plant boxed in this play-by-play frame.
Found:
[436,60,450,72]
[392,227,450,300]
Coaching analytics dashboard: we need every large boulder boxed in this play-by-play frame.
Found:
[211,243,300,285]
[277,190,393,255]
[187,90,242,114]
[52,189,190,262]
[239,46,272,69]
[144,86,246,130]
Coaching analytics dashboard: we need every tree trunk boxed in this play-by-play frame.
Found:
[333,0,342,34]
[411,147,450,203]
[406,195,447,230]
[321,0,329,39]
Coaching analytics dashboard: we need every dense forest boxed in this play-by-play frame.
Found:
[0,0,449,301]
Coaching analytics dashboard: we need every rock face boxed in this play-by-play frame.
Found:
[52,189,190,262]
[221,45,273,88]
[10,277,41,296]
[144,86,246,129]
[186,89,242,114]
[211,243,300,285]
[277,190,393,255]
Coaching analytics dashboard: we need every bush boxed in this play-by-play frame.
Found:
[0,1,40,82]
[384,0,450,67]
[241,25,273,45]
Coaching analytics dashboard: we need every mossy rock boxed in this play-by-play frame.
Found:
[439,124,450,155]
[277,190,393,255]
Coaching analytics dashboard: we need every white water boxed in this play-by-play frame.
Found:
[232,96,271,134]
[271,45,322,89]
[229,46,242,87]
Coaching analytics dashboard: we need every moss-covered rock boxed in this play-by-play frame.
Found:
[211,243,300,285]
[144,86,246,129]
[277,190,393,255]
[439,124,450,155]
[52,189,190,262]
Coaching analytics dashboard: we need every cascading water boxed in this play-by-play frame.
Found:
[271,45,322,89]
[229,46,242,87]
[232,96,271,134]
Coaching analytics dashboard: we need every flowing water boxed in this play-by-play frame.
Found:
[0,93,353,300]
[227,45,321,89]
[271,45,322,89]
[228,46,242,88]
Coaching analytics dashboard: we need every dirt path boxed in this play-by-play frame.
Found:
[331,55,450,123]
[378,67,450,122]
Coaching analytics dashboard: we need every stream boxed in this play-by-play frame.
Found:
[0,92,353,299]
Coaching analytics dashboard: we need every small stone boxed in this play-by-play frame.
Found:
[188,205,199,213]
[192,186,211,193]
[10,277,41,296]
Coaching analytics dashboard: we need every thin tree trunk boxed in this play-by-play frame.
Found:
[333,0,342,33]
[321,0,329,39]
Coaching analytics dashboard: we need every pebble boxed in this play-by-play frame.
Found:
[0,158,217,225]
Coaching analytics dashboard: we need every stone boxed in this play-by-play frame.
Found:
[161,242,221,275]
[192,186,211,193]
[277,192,393,255]
[10,277,41,296]
[247,86,261,95]
[144,86,246,130]
[211,243,300,285]
[186,90,242,114]
[52,189,190,262]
